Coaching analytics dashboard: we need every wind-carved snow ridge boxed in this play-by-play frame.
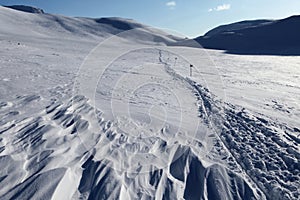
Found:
[0,83,255,199]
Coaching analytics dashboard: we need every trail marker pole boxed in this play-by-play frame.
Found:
[190,64,193,77]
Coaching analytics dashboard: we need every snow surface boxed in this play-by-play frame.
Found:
[0,5,299,200]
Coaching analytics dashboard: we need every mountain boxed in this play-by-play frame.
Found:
[4,5,45,14]
[203,20,273,37]
[195,16,300,55]
[0,5,181,44]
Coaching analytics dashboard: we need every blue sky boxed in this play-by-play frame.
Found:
[1,0,300,37]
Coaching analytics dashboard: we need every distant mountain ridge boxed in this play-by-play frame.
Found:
[195,15,300,55]
[203,20,274,37]
[4,5,44,14]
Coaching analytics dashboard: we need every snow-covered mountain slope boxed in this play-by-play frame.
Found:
[0,6,180,44]
[203,19,273,37]
[0,5,299,200]
[195,16,300,55]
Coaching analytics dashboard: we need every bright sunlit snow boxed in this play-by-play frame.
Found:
[0,5,299,200]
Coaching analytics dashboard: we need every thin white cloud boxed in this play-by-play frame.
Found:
[166,1,176,9]
[209,4,231,12]
[216,4,231,11]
